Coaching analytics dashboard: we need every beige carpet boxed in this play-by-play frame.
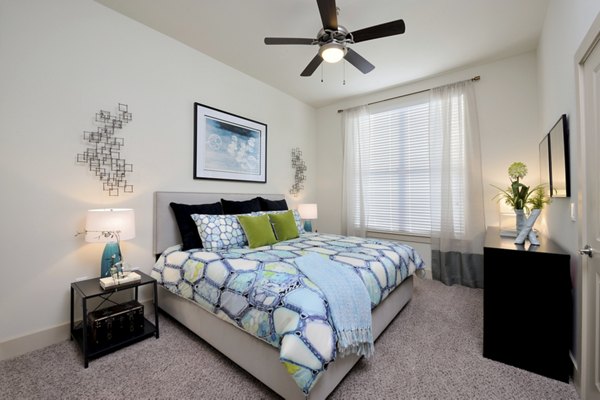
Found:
[0,277,579,399]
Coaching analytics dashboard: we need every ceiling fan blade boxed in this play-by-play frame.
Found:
[300,54,324,77]
[351,19,405,43]
[344,48,375,74]
[317,0,338,30]
[264,37,315,45]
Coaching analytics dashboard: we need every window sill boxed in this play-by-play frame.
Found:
[366,230,431,244]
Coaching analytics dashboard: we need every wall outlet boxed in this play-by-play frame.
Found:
[75,276,89,282]
[570,202,576,222]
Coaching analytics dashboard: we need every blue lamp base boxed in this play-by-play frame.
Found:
[100,242,121,278]
[303,220,313,233]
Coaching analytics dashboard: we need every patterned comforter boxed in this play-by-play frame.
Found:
[151,233,425,394]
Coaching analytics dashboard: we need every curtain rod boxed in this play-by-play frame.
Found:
[337,75,481,113]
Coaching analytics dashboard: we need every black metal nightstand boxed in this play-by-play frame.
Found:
[70,270,159,367]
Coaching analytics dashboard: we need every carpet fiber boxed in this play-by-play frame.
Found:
[0,277,579,399]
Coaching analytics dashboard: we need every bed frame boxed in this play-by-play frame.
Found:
[153,191,414,400]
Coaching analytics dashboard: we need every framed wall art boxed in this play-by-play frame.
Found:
[194,103,267,183]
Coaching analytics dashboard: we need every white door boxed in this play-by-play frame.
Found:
[578,14,600,400]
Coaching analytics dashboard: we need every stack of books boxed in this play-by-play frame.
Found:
[100,271,141,289]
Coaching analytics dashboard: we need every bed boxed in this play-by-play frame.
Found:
[151,191,425,399]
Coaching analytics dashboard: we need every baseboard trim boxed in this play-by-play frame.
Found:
[0,298,155,362]
[0,323,70,362]
[569,350,582,397]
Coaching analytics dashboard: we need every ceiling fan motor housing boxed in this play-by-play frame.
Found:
[317,25,353,45]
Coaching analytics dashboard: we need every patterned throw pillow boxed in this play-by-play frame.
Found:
[191,214,247,251]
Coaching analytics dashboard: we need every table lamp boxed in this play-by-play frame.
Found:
[298,203,318,232]
[85,208,135,277]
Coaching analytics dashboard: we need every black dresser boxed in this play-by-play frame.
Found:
[483,227,572,382]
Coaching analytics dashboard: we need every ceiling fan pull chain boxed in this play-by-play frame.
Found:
[321,64,324,83]
[343,60,346,85]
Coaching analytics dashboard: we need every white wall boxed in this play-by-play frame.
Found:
[0,0,317,346]
[537,0,600,394]
[538,0,600,248]
[316,52,540,239]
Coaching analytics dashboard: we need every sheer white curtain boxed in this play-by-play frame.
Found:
[429,80,486,288]
[342,106,370,237]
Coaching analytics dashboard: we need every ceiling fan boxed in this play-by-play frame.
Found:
[264,0,406,77]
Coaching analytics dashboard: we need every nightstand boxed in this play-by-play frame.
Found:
[70,270,159,367]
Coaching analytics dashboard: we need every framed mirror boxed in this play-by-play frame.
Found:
[539,134,550,197]
[547,114,570,197]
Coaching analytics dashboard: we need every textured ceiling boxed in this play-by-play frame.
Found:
[95,0,549,108]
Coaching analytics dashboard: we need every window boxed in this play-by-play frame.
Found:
[352,91,466,237]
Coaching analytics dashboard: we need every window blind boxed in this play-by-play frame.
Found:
[357,93,431,235]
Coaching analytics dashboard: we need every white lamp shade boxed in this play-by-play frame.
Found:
[85,208,135,243]
[298,203,318,220]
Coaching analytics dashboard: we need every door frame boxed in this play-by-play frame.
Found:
[575,11,600,399]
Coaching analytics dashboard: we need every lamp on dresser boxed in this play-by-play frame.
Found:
[85,208,135,277]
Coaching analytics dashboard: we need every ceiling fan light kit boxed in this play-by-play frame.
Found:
[319,42,346,63]
[264,0,405,77]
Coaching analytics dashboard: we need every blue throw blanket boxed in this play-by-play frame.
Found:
[294,252,374,358]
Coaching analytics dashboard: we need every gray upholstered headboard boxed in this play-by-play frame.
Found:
[153,191,287,255]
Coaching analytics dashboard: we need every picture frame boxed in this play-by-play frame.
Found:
[194,103,267,183]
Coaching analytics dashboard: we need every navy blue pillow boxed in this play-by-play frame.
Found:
[259,197,288,211]
[221,197,261,214]
[170,202,223,250]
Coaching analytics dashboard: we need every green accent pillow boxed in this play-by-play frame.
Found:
[237,214,277,248]
[268,210,299,241]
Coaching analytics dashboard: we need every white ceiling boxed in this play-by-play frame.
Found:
[95,0,549,108]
